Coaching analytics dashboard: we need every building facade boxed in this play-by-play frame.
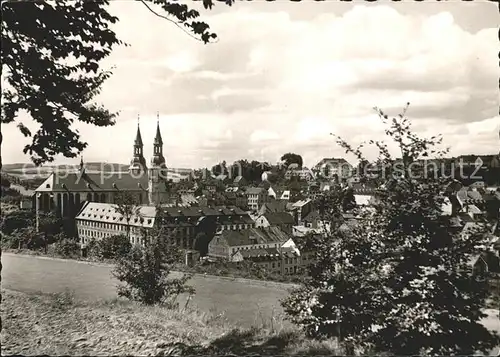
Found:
[246,187,268,211]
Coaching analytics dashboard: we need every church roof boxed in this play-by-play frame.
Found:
[154,120,163,145]
[135,124,143,146]
[35,172,148,192]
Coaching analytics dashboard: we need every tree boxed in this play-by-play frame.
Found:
[113,191,142,240]
[342,187,356,212]
[193,232,210,256]
[1,0,233,169]
[38,210,61,253]
[112,225,195,306]
[283,104,500,355]
[91,234,132,260]
[281,153,303,169]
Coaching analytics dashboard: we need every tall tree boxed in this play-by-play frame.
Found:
[113,191,142,240]
[1,0,233,168]
[283,104,500,355]
[113,224,194,305]
[281,153,303,169]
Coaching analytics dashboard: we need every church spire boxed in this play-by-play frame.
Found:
[151,113,166,168]
[129,114,147,175]
[135,114,143,146]
[154,112,163,146]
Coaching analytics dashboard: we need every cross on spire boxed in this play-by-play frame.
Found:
[137,114,140,126]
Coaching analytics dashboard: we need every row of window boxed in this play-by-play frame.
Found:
[79,230,144,245]
[79,220,128,230]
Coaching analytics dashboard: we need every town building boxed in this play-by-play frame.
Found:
[159,205,255,249]
[207,227,291,259]
[284,167,315,182]
[289,199,313,225]
[245,187,268,211]
[255,211,295,234]
[76,202,157,247]
[313,158,353,181]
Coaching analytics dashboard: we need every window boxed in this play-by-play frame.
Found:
[272,263,275,269]
[285,268,288,273]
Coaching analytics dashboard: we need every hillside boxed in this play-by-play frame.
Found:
[1,289,340,356]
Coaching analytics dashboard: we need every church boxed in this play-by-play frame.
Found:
[34,118,170,229]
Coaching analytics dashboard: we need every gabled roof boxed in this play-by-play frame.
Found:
[263,212,295,225]
[303,210,320,223]
[292,199,311,208]
[35,172,148,192]
[219,227,290,247]
[259,200,287,214]
[466,204,482,215]
[458,213,476,224]
[233,176,245,184]
[246,187,264,195]
[76,202,156,228]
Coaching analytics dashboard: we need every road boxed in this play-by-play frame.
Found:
[1,253,293,328]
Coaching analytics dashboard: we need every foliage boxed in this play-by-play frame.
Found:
[227,159,272,185]
[342,187,356,212]
[283,104,500,355]
[88,234,131,260]
[1,0,233,167]
[113,191,142,239]
[38,211,61,239]
[7,227,43,250]
[112,225,195,306]
[0,209,35,235]
[0,191,22,205]
[281,153,303,170]
[0,174,11,188]
[193,232,210,256]
[52,234,80,258]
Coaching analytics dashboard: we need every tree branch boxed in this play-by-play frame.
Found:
[138,0,218,43]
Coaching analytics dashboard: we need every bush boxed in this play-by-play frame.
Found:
[0,191,22,205]
[5,227,44,250]
[0,210,35,235]
[52,235,80,258]
[113,226,195,306]
[88,234,131,260]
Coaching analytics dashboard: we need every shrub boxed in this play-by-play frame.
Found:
[89,234,131,260]
[113,225,195,306]
[52,235,80,258]
[7,227,44,250]
[0,210,35,235]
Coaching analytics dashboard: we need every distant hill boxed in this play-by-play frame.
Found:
[3,162,194,177]
[2,162,129,174]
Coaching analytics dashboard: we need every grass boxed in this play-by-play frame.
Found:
[1,289,342,356]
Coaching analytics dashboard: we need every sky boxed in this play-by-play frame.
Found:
[2,0,499,169]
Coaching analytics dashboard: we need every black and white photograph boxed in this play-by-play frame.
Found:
[1,0,499,355]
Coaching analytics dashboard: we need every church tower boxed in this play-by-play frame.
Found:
[148,113,169,205]
[129,116,147,176]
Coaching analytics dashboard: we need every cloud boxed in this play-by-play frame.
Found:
[2,2,497,169]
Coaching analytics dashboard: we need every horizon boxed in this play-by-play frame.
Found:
[2,1,498,168]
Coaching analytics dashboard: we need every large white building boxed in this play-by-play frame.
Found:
[76,202,157,247]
